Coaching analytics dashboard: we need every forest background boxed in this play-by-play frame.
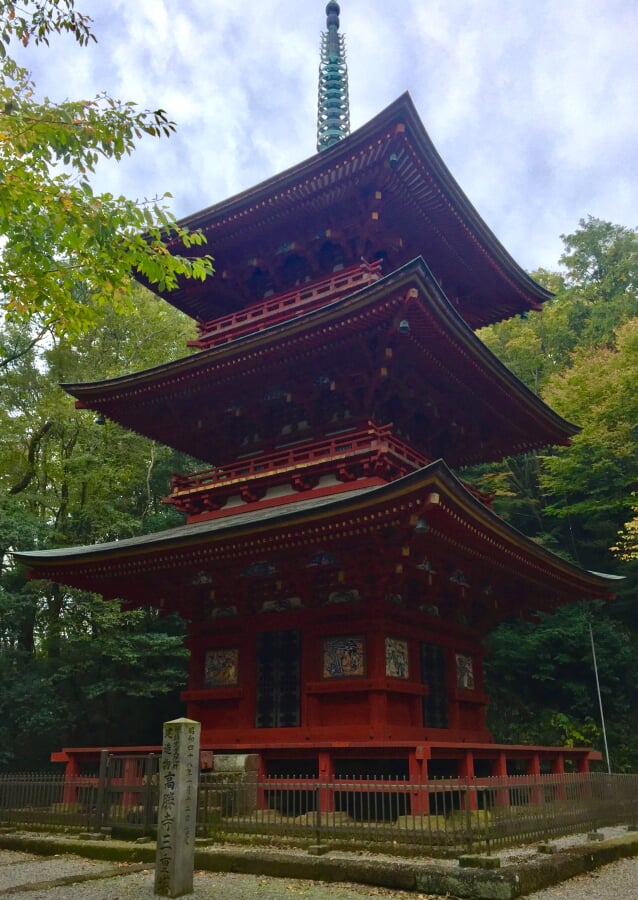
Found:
[1,3,637,772]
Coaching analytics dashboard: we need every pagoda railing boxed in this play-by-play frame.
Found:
[188,260,383,350]
[168,422,429,501]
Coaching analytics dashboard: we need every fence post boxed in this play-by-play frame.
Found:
[315,784,322,847]
[154,717,201,898]
[92,750,109,834]
[464,777,473,853]
[0,776,10,827]
[630,777,638,831]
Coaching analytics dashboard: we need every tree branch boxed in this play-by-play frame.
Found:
[8,417,54,494]
[0,321,55,369]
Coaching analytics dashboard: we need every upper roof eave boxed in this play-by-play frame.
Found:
[172,95,422,232]
[159,93,551,322]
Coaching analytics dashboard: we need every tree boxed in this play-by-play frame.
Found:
[0,0,213,339]
[473,220,638,555]
[614,503,638,562]
[484,602,638,770]
[0,286,197,768]
[540,317,638,576]
[560,217,638,312]
[479,219,638,395]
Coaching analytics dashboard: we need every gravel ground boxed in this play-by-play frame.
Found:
[0,851,449,899]
[1,828,637,899]
[2,854,638,899]
[0,853,123,892]
[525,856,638,899]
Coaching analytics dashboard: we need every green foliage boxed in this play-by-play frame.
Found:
[54,601,188,700]
[541,319,638,537]
[0,1,94,54]
[560,216,638,307]
[474,219,638,569]
[485,603,638,770]
[0,286,196,768]
[479,218,638,394]
[614,499,638,561]
[0,653,66,769]
[0,0,213,338]
[0,604,188,769]
[0,2,210,762]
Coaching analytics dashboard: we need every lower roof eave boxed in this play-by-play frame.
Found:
[13,461,621,603]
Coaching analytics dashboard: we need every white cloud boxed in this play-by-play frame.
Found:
[11,0,637,272]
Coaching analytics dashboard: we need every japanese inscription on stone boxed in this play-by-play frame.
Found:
[154,717,200,898]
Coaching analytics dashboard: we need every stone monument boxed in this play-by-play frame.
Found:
[154,718,200,898]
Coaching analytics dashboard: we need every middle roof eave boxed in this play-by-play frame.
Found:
[63,256,577,465]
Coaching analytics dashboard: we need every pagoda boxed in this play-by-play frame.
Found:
[17,3,618,788]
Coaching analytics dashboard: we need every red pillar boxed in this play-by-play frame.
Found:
[409,746,429,815]
[551,755,565,774]
[318,751,334,813]
[551,754,567,802]
[121,756,139,808]
[578,754,590,774]
[459,750,477,810]
[257,755,267,810]
[61,754,80,805]
[577,754,593,802]
[527,753,542,805]
[492,751,509,808]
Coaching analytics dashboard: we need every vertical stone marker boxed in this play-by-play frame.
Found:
[154,717,201,898]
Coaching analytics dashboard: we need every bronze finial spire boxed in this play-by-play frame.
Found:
[317,1,351,152]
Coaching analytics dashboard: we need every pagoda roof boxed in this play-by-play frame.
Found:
[160,93,550,328]
[64,257,577,468]
[15,461,619,616]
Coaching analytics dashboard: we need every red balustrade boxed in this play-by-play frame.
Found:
[188,260,383,350]
[169,423,429,500]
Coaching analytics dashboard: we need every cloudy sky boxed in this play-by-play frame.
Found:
[15,0,637,272]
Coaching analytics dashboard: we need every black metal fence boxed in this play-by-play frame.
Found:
[197,771,638,851]
[0,754,160,836]
[1,762,637,853]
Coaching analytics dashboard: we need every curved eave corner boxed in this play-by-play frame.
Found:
[429,462,621,600]
[400,259,577,447]
[392,94,551,310]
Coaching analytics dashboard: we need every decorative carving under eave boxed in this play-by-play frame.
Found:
[240,485,266,503]
[291,473,319,492]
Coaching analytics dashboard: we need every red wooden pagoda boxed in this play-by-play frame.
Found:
[17,5,618,787]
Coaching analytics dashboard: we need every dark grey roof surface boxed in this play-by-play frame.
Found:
[14,483,377,562]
